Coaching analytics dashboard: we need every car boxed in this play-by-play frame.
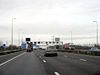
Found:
[38,46,47,50]
[90,47,100,51]
[44,46,58,57]
[33,46,38,50]
[69,47,75,50]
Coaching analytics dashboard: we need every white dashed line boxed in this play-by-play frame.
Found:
[80,59,87,61]
[0,52,25,67]
[43,60,46,63]
[54,72,60,75]
[40,56,42,58]
[64,55,68,57]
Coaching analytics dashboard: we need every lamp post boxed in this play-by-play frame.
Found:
[52,35,55,45]
[11,18,16,47]
[71,31,73,44]
[93,21,99,46]
[18,31,20,46]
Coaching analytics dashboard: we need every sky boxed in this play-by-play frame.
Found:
[0,0,100,45]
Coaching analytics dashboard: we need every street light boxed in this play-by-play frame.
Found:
[11,18,16,46]
[93,21,99,46]
[18,31,20,46]
[18,28,22,46]
[71,31,73,44]
[52,35,55,42]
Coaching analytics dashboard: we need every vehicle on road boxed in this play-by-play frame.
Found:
[26,43,33,52]
[27,48,33,52]
[41,46,47,50]
[44,46,58,57]
[33,46,39,50]
[90,47,100,51]
[64,43,75,50]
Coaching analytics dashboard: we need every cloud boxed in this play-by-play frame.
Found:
[0,25,9,31]
[0,0,100,44]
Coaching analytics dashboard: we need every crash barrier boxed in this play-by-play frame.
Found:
[58,49,100,56]
[0,49,24,55]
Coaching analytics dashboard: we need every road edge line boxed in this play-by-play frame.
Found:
[0,52,25,67]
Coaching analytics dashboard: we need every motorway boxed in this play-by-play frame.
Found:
[0,50,100,75]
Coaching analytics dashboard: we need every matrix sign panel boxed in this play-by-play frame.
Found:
[55,38,60,42]
[26,38,31,41]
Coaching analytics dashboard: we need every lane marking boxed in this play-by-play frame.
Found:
[80,59,87,61]
[0,52,25,67]
[64,55,68,57]
[40,56,42,58]
[43,60,46,63]
[54,72,60,75]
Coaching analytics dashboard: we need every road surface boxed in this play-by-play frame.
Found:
[0,50,100,75]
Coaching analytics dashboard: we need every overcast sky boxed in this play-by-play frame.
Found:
[0,0,100,45]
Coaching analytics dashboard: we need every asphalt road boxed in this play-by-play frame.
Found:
[0,50,100,75]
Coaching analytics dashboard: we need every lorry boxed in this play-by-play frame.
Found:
[26,42,33,52]
[64,43,75,50]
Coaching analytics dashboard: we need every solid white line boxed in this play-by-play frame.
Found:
[80,59,87,61]
[54,72,60,75]
[43,60,46,63]
[0,52,25,67]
